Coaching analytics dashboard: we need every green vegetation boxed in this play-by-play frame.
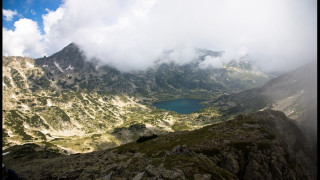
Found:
[3,111,33,141]
[53,106,70,122]
[257,142,272,151]
[33,131,47,140]
[3,76,12,88]
[259,128,276,140]
[33,76,51,89]
[136,134,158,143]
[39,106,71,129]
[91,134,101,139]
[172,123,189,131]
[2,55,275,155]
[85,94,100,106]
[37,97,47,105]
[11,68,26,90]
[163,154,236,179]
[28,114,50,129]
[196,148,221,156]
[228,141,254,157]
[2,129,9,138]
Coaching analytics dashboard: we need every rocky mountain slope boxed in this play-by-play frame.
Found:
[1,56,211,153]
[2,110,316,179]
[2,43,316,179]
[2,43,270,153]
[209,62,317,143]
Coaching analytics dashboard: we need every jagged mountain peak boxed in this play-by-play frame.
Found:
[53,42,82,55]
[35,42,97,73]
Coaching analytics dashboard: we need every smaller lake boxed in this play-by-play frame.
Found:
[153,99,205,114]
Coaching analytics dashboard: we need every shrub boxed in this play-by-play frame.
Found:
[228,141,254,157]
[197,148,221,157]
[257,142,271,150]
[136,134,158,143]
[259,128,276,140]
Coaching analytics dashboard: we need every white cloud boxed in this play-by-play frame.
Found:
[3,9,18,21]
[2,0,317,72]
[199,56,225,69]
[42,7,64,34]
[3,18,45,57]
[237,47,249,58]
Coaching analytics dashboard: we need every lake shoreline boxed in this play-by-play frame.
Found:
[152,99,206,114]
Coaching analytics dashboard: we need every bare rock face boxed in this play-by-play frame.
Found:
[171,145,192,155]
[222,155,239,174]
[194,174,211,180]
[3,110,316,180]
[132,172,145,180]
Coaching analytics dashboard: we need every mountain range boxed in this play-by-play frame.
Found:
[2,43,317,179]
[2,43,272,152]
[34,43,271,99]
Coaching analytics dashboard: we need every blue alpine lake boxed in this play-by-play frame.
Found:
[152,99,205,114]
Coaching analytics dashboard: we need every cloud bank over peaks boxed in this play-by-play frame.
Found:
[199,56,227,70]
[2,0,317,73]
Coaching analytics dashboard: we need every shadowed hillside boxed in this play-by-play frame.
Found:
[210,62,317,143]
[2,110,316,179]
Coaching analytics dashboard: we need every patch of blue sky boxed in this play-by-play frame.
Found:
[3,0,63,34]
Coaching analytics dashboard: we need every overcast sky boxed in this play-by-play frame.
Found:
[3,0,317,72]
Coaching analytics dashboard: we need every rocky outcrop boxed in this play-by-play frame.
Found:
[3,110,316,179]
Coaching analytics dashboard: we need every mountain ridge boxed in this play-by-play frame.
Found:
[210,62,317,145]
[34,43,272,98]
